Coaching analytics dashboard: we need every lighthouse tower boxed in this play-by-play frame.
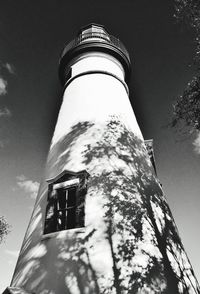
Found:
[5,24,200,294]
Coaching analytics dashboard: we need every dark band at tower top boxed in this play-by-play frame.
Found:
[58,23,131,85]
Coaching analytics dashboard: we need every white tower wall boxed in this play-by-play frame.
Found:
[7,24,200,294]
[10,51,144,294]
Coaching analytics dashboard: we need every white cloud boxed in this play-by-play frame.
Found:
[0,61,15,96]
[17,175,39,199]
[193,132,200,155]
[4,63,15,74]
[17,175,26,181]
[0,77,7,95]
[0,107,11,118]
[5,249,20,258]
[0,281,8,293]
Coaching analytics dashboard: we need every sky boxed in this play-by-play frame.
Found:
[0,0,199,291]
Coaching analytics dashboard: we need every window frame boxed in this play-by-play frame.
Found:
[43,170,89,236]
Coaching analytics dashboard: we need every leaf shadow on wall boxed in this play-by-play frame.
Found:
[12,118,200,294]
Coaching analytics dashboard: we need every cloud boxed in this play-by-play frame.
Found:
[0,107,11,118]
[5,249,19,268]
[0,62,15,75]
[0,62,13,150]
[17,175,39,199]
[4,63,15,74]
[0,61,15,96]
[0,77,7,95]
[193,132,200,155]
[5,249,20,258]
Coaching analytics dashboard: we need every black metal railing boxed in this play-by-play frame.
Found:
[60,32,130,62]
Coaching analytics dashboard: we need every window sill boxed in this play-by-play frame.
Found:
[41,227,85,240]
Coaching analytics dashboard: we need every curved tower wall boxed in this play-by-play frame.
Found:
[8,24,200,294]
[52,52,142,150]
